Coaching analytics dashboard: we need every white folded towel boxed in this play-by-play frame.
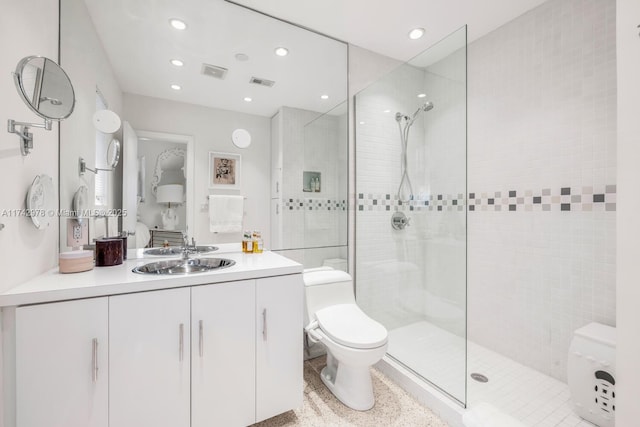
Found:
[209,195,244,233]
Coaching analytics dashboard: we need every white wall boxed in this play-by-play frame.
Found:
[0,0,60,423]
[0,2,59,290]
[615,0,640,424]
[123,93,271,245]
[467,0,617,382]
[59,0,123,251]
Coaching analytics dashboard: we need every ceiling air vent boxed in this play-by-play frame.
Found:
[249,76,275,87]
[201,63,228,80]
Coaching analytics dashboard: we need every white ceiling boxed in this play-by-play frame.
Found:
[230,0,550,62]
[82,0,348,117]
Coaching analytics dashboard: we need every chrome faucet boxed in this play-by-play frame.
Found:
[181,235,197,260]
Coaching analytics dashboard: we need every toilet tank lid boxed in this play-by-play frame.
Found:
[303,270,352,286]
[574,322,616,347]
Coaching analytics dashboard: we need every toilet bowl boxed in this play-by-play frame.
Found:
[303,270,388,411]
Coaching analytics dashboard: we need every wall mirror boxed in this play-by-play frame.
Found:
[14,56,75,120]
[59,0,348,265]
[9,56,76,155]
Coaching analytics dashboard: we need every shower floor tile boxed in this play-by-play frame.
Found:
[388,321,596,426]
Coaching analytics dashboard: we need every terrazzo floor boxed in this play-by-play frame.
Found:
[252,355,450,427]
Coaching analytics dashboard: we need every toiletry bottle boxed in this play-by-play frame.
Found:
[242,231,252,253]
[315,177,320,192]
[252,231,263,253]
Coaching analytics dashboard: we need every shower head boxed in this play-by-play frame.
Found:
[410,101,434,121]
[396,101,434,123]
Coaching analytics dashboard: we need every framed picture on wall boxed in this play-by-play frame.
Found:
[209,152,241,189]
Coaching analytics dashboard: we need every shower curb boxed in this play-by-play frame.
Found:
[375,356,465,427]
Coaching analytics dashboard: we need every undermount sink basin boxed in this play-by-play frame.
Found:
[132,258,235,275]
[143,246,218,256]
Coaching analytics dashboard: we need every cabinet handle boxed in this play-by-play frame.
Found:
[276,204,279,214]
[199,320,204,358]
[179,323,184,362]
[262,308,267,341]
[92,338,98,383]
[276,182,279,194]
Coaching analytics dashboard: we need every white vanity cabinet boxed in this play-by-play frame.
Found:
[191,280,256,427]
[191,275,303,427]
[12,297,109,427]
[2,270,303,427]
[109,288,191,427]
[256,275,304,423]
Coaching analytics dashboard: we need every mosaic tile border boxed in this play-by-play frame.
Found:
[356,185,617,212]
[357,193,465,212]
[283,198,347,211]
[469,185,616,212]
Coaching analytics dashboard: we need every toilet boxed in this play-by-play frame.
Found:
[303,269,388,411]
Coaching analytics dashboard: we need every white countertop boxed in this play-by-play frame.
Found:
[0,250,302,307]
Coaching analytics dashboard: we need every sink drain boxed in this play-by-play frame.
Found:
[470,373,489,383]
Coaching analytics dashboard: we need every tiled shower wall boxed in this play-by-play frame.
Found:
[467,0,616,382]
[273,106,348,267]
[356,0,616,387]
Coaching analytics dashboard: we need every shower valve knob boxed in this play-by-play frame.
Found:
[391,212,410,230]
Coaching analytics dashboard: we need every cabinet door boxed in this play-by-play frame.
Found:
[255,274,304,422]
[191,281,256,427]
[109,288,190,427]
[15,298,108,427]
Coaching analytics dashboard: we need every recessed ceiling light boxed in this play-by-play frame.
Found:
[320,94,329,100]
[417,93,427,98]
[170,59,184,67]
[169,19,187,30]
[383,109,391,113]
[235,53,249,62]
[170,84,182,90]
[359,121,365,125]
[408,28,425,40]
[244,97,252,102]
[274,47,289,57]
[139,137,151,141]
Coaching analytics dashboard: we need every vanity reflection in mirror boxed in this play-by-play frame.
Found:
[59,0,348,268]
[8,56,76,156]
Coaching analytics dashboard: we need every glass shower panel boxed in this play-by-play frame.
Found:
[355,27,467,404]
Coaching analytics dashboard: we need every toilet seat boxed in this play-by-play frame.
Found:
[315,304,387,349]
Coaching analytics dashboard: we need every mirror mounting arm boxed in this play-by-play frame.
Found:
[7,118,53,156]
[79,157,114,175]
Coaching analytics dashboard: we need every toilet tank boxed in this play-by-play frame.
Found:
[303,270,355,324]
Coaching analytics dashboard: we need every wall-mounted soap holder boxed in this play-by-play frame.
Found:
[303,171,321,192]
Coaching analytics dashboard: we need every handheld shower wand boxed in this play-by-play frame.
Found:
[395,101,434,203]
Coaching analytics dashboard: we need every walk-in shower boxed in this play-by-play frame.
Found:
[395,102,434,203]
[355,26,468,405]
